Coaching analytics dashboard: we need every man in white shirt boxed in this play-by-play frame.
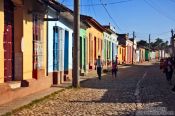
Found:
[95,56,103,80]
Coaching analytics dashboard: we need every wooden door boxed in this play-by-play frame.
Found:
[4,25,13,81]
[4,0,14,81]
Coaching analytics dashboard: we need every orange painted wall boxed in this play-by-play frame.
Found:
[0,0,4,83]
[126,46,133,64]
[86,26,103,69]
[122,47,126,63]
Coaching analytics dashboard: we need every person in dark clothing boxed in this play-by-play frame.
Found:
[171,57,175,93]
[112,60,118,78]
[95,56,103,80]
[163,58,173,85]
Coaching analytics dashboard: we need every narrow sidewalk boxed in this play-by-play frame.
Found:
[0,64,129,115]
[0,70,98,116]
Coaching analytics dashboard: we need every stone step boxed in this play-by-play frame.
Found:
[7,81,21,89]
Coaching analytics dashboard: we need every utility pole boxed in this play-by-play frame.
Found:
[149,34,151,61]
[72,0,80,87]
[171,29,175,57]
[132,31,135,64]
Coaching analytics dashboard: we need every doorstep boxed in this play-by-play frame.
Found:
[6,81,21,89]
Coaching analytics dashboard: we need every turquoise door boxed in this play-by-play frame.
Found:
[64,30,69,71]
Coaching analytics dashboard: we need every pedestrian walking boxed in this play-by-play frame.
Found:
[116,56,118,65]
[163,58,173,85]
[171,57,175,93]
[95,56,103,80]
[112,60,118,78]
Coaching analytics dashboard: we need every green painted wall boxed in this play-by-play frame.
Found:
[103,32,110,64]
[104,39,107,61]
[145,50,149,61]
[80,29,86,72]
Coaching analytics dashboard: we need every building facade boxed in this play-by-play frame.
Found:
[117,34,128,64]
[81,15,104,70]
[46,1,75,84]
[0,0,50,105]
[103,31,111,68]
[126,39,133,64]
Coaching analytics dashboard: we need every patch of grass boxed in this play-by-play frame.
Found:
[2,85,73,116]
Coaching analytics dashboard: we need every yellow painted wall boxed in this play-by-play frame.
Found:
[86,26,103,67]
[22,0,33,80]
[22,0,47,79]
[118,45,123,64]
[117,45,126,64]
[0,0,4,83]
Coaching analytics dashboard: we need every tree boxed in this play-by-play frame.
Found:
[137,40,148,47]
[153,38,163,49]
[160,41,169,49]
[137,38,168,50]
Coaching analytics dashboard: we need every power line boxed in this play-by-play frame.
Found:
[135,31,170,36]
[88,0,133,6]
[87,0,91,16]
[143,0,175,23]
[154,31,170,36]
[90,0,97,19]
[66,0,133,7]
[61,0,65,4]
[100,0,122,31]
[132,31,171,41]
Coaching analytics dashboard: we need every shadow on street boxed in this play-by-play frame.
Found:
[72,63,175,115]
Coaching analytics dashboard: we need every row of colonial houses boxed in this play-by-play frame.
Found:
[0,0,169,105]
[135,47,169,63]
[0,0,119,105]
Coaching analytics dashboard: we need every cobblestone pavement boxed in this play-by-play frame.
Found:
[11,62,175,116]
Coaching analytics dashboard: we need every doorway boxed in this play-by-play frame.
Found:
[4,0,14,81]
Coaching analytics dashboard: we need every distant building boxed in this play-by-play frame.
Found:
[129,38,137,63]
[117,34,128,64]
[103,24,118,63]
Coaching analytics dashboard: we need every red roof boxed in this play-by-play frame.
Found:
[81,15,104,32]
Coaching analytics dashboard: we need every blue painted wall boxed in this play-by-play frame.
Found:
[48,9,73,73]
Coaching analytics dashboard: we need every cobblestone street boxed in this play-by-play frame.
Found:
[11,62,175,116]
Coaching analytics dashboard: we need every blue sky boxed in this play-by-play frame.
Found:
[60,0,175,43]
